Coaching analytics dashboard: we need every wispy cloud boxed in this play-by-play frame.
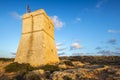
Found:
[51,16,65,30]
[56,42,63,46]
[96,0,108,8]
[10,52,16,55]
[72,52,83,56]
[95,46,102,50]
[58,52,66,55]
[56,47,66,51]
[108,29,120,34]
[97,50,120,56]
[71,42,83,50]
[115,47,120,50]
[74,17,81,23]
[107,38,117,45]
[56,42,66,55]
[10,12,22,20]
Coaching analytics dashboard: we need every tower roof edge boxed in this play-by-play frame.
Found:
[22,9,54,25]
[22,9,46,18]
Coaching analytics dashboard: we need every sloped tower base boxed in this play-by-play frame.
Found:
[15,9,59,67]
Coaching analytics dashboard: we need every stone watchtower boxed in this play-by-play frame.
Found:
[15,9,59,66]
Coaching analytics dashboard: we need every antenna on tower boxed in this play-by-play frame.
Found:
[26,5,31,13]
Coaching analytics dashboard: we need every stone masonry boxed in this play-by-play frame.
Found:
[15,9,59,67]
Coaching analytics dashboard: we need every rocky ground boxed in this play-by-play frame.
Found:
[0,56,120,80]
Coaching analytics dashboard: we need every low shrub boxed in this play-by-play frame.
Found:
[4,62,34,72]
[14,71,26,80]
[64,60,74,66]
[0,74,9,80]
[0,58,14,62]
[25,72,41,80]
[63,75,72,80]
[40,64,60,73]
[5,62,60,73]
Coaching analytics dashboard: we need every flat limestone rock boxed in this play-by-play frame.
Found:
[15,9,59,67]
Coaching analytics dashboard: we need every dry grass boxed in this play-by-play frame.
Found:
[0,56,120,80]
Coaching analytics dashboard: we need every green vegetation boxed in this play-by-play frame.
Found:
[25,72,41,80]
[61,56,120,65]
[0,58,14,62]
[40,64,60,73]
[64,60,74,66]
[63,75,72,80]
[4,62,60,73]
[4,62,34,72]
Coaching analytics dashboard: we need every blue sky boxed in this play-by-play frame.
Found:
[0,0,120,57]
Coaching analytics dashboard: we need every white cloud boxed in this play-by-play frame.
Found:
[71,42,83,50]
[56,42,63,46]
[10,52,16,55]
[51,16,65,30]
[96,0,107,8]
[74,17,81,23]
[74,39,80,43]
[97,50,120,56]
[56,47,66,51]
[76,18,80,21]
[76,18,81,22]
[58,52,66,55]
[108,29,120,33]
[115,47,120,50]
[95,47,102,50]
[56,42,66,55]
[72,52,83,56]
[107,38,117,45]
[10,12,22,20]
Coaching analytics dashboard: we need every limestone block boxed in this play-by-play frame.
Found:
[15,9,59,67]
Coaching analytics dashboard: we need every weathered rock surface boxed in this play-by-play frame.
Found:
[0,56,120,80]
[52,65,120,80]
